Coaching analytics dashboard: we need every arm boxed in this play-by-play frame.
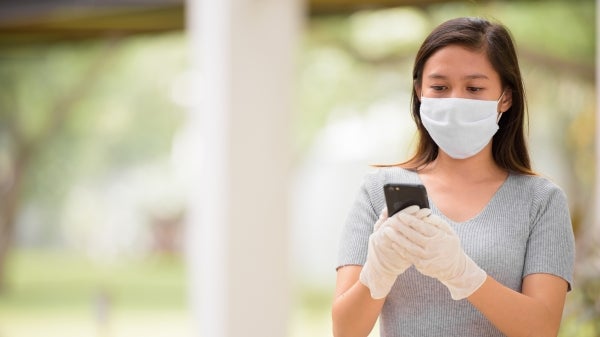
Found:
[468,273,568,337]
[472,182,574,336]
[332,266,384,337]
[390,211,570,337]
[332,206,430,337]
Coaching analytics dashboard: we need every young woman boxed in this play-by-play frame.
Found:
[332,17,575,337]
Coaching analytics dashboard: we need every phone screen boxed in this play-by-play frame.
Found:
[383,183,429,216]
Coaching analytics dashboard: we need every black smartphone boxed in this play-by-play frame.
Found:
[383,183,429,216]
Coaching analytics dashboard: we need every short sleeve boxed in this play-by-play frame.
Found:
[336,175,380,270]
[524,181,575,290]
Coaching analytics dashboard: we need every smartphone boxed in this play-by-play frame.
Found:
[383,183,429,216]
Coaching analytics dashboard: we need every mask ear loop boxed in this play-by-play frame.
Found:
[496,91,506,124]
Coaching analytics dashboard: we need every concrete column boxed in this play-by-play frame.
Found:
[184,1,302,337]
[595,0,600,250]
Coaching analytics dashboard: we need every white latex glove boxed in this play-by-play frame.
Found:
[359,206,431,299]
[388,212,487,300]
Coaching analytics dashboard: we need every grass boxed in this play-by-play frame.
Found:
[0,250,191,337]
[1,250,186,309]
[1,249,594,337]
[0,249,339,337]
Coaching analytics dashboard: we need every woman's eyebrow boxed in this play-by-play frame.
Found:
[427,73,447,79]
[463,74,489,80]
[426,73,490,80]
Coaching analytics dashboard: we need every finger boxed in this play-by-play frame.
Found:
[385,217,433,252]
[414,207,432,219]
[373,207,389,231]
[424,214,455,235]
[378,204,421,232]
[374,244,404,271]
[380,207,389,218]
[394,212,438,238]
[384,229,423,254]
[399,205,420,215]
[390,240,425,262]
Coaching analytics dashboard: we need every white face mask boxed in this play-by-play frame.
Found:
[420,94,504,159]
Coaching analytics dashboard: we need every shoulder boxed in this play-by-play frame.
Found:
[362,166,421,188]
[508,173,567,201]
[509,173,571,225]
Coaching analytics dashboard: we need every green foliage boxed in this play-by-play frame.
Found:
[426,1,595,64]
[0,33,187,237]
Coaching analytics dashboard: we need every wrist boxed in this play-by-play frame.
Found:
[442,255,487,300]
[359,261,404,299]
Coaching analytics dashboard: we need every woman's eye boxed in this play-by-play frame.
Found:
[467,87,482,92]
[431,86,446,91]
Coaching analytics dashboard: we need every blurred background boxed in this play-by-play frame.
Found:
[0,0,597,336]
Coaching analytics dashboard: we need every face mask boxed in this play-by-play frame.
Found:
[419,94,504,159]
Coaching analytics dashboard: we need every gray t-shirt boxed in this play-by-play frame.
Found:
[337,167,575,337]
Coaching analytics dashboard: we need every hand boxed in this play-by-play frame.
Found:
[388,212,487,300]
[359,206,430,299]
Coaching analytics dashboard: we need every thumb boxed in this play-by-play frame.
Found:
[374,207,389,231]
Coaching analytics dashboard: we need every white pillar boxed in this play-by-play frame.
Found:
[595,0,600,248]
[184,1,302,337]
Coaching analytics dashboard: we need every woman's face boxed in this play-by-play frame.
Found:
[417,44,512,111]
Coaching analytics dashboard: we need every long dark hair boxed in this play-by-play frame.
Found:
[401,17,533,174]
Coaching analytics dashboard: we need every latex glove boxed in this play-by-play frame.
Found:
[359,206,431,299]
[389,212,487,300]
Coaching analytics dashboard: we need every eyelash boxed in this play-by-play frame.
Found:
[430,86,483,92]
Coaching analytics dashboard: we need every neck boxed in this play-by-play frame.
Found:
[421,144,506,182]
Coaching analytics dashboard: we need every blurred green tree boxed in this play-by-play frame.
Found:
[0,34,185,292]
[0,40,119,291]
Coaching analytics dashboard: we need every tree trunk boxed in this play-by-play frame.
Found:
[0,158,25,293]
[0,38,121,293]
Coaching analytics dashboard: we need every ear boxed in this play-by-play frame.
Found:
[499,89,513,113]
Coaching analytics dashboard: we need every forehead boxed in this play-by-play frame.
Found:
[422,44,500,82]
